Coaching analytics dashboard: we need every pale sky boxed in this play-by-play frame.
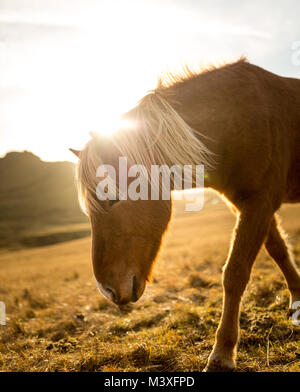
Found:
[1,0,300,161]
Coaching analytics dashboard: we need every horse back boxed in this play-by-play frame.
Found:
[175,61,300,206]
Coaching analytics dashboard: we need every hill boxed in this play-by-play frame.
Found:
[0,151,89,249]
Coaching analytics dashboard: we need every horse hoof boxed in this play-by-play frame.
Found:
[203,359,235,372]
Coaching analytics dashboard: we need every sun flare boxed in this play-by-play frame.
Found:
[97,118,136,137]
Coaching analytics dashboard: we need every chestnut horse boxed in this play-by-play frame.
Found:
[70,58,300,371]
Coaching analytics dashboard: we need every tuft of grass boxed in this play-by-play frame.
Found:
[188,273,211,289]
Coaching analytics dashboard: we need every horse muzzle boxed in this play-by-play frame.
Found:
[96,275,145,305]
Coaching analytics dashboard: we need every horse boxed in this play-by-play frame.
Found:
[70,58,300,371]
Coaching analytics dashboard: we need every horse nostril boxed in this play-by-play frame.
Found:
[105,287,116,303]
[131,275,138,302]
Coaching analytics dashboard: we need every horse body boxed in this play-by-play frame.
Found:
[284,75,300,202]
[165,60,300,207]
[71,59,300,371]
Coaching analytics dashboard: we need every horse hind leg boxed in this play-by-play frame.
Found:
[264,215,300,314]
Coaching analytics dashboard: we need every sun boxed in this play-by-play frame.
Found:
[97,118,136,137]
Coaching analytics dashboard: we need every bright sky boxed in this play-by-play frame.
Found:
[1,0,300,161]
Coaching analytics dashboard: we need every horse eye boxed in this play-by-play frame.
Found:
[109,199,120,207]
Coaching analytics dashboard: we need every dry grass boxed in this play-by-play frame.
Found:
[0,191,299,372]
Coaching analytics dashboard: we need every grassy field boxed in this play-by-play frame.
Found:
[0,191,299,372]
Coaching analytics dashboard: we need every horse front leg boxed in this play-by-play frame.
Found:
[204,196,274,372]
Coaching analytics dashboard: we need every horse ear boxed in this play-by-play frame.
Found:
[69,148,81,158]
[89,131,99,139]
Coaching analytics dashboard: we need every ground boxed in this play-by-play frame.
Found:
[0,191,299,372]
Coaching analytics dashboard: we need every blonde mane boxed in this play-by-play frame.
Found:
[77,76,216,214]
